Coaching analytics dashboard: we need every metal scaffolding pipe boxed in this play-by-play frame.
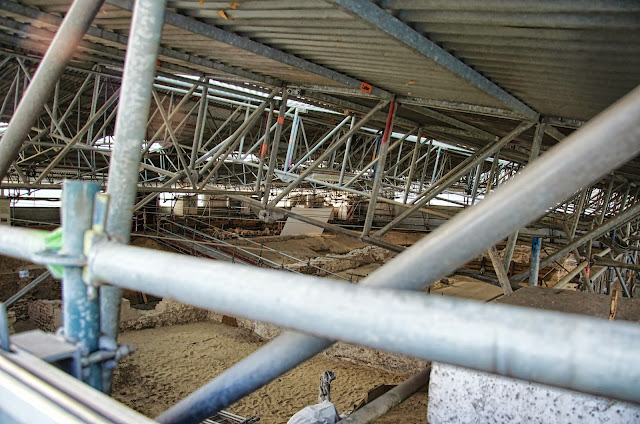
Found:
[529,237,542,286]
[362,101,396,237]
[552,261,589,289]
[3,271,49,309]
[101,0,167,393]
[155,84,640,424]
[0,0,105,180]
[262,88,288,207]
[85,241,640,409]
[61,181,101,389]
[0,226,47,262]
[341,367,430,424]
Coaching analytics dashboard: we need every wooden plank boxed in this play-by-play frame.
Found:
[487,246,513,295]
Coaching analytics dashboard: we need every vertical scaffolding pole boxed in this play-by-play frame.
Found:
[570,188,588,239]
[0,0,106,180]
[262,89,288,208]
[255,106,273,193]
[190,84,208,169]
[486,149,500,194]
[101,0,167,393]
[62,180,101,389]
[470,163,482,205]
[599,176,615,225]
[403,127,422,203]
[418,139,433,192]
[503,123,545,272]
[430,146,441,185]
[283,108,300,171]
[339,115,356,186]
[529,237,541,286]
[362,101,396,237]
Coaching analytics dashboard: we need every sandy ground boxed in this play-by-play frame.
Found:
[112,321,428,424]
[430,275,505,301]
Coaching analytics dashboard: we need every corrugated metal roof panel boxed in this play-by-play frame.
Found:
[377,0,640,120]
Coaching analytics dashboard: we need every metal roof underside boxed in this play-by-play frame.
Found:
[0,0,635,125]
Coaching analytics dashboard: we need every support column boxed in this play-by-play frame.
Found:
[255,105,273,193]
[530,237,542,286]
[283,108,300,171]
[101,0,167,393]
[362,101,396,237]
[418,139,433,192]
[470,163,482,205]
[486,149,500,194]
[62,180,101,389]
[190,84,208,169]
[487,246,513,295]
[502,123,545,273]
[262,89,288,208]
[339,115,356,186]
[403,127,422,203]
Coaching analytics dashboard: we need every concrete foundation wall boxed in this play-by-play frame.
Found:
[428,362,640,423]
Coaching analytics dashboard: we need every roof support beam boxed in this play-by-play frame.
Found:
[106,0,395,100]
[326,0,539,120]
[0,0,280,86]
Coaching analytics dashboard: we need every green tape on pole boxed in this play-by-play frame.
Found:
[43,227,64,279]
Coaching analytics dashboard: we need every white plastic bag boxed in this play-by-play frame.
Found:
[287,400,340,424]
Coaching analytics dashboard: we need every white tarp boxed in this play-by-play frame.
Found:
[287,400,340,424]
[280,207,333,236]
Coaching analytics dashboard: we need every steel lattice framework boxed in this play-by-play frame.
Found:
[0,1,639,423]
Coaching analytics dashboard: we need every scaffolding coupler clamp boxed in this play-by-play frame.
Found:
[83,192,111,300]
[81,336,135,370]
[30,227,85,279]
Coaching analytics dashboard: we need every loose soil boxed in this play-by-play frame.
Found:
[112,322,428,424]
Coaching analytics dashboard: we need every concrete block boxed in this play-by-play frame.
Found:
[428,362,640,423]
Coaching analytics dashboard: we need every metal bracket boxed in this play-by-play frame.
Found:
[83,193,110,299]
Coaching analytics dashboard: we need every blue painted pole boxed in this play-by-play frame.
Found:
[530,237,542,286]
[61,180,101,389]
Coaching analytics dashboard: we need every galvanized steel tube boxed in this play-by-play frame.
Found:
[88,241,640,407]
[552,261,589,289]
[0,226,47,262]
[101,0,167,393]
[341,367,431,424]
[61,181,101,389]
[529,237,542,286]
